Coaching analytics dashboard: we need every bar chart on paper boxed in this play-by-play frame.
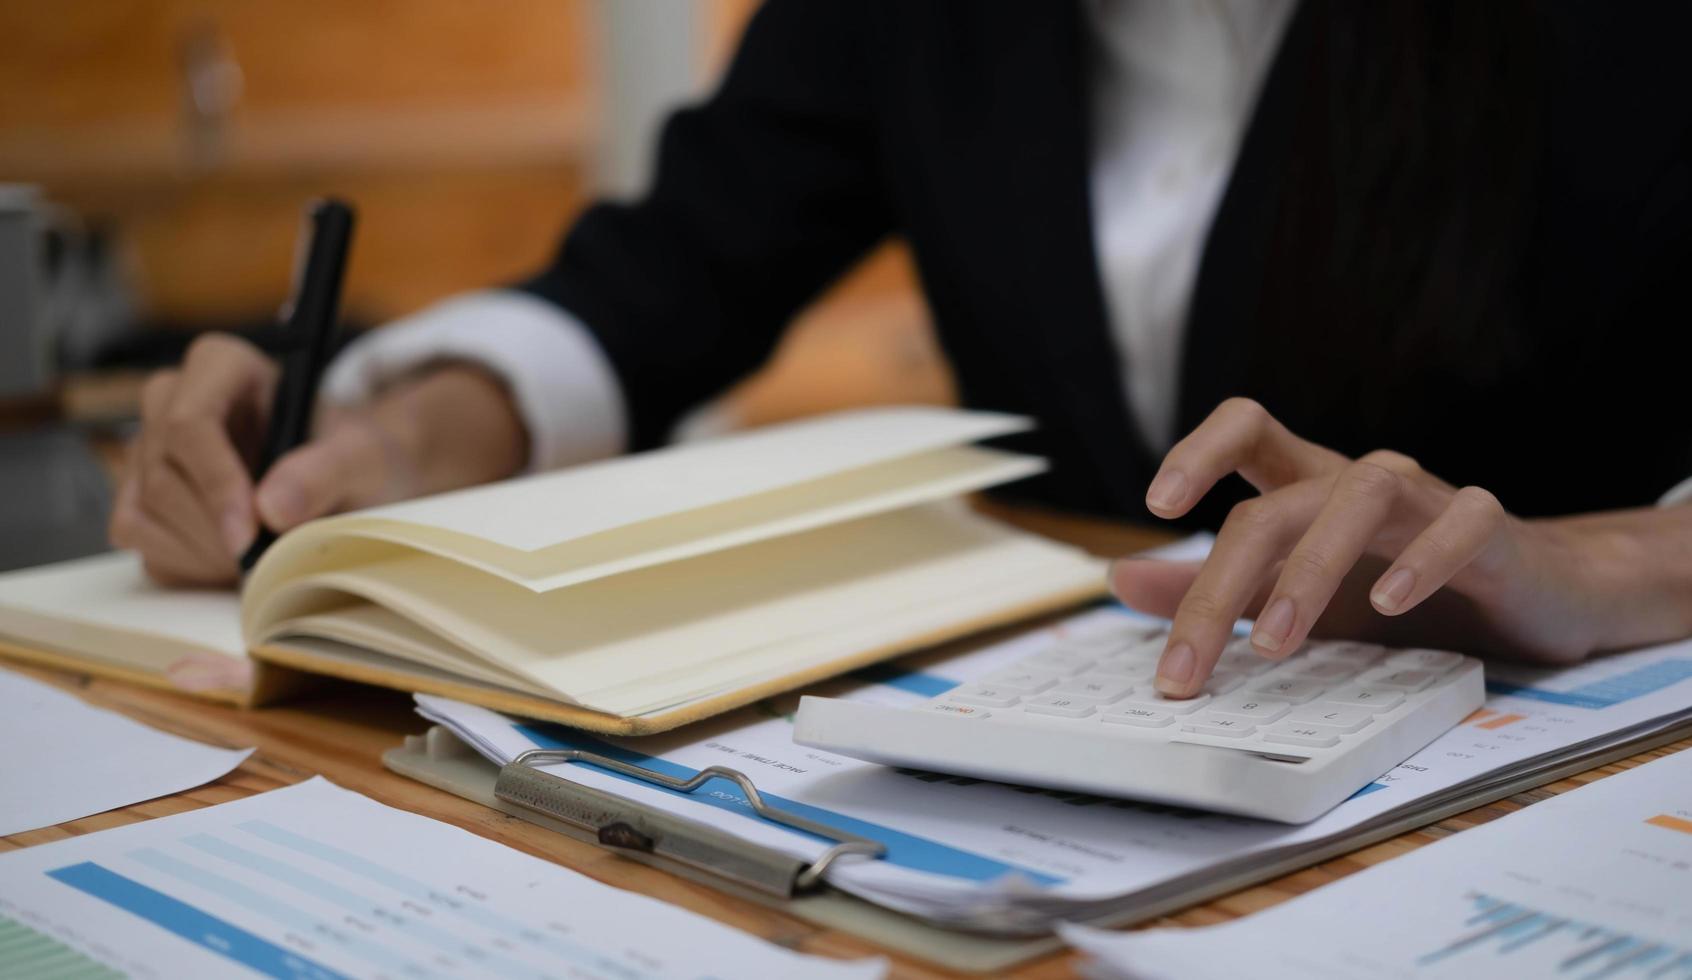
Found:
[1415,891,1692,978]
[1486,657,1692,710]
[1062,746,1692,980]
[0,779,880,980]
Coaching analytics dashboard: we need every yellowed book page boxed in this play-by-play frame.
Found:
[0,552,243,674]
[277,605,555,696]
[247,505,1105,717]
[255,444,1044,595]
[342,406,1029,551]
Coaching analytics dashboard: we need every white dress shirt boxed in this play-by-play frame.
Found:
[322,1,1692,507]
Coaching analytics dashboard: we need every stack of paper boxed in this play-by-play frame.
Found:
[1064,742,1692,978]
[416,605,1692,933]
[0,777,884,979]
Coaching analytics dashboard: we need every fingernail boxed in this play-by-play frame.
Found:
[1372,568,1416,612]
[221,507,252,558]
[1155,643,1196,694]
[1252,597,1296,652]
[1146,470,1188,512]
[256,481,305,528]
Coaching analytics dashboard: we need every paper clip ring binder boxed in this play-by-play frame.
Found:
[495,747,887,897]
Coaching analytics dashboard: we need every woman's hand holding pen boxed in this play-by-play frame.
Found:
[110,333,528,586]
[1110,398,1692,698]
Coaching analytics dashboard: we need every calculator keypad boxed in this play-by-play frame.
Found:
[927,622,1467,757]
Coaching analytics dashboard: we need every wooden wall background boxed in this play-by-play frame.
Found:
[0,0,950,430]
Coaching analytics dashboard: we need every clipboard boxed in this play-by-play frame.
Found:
[383,715,1692,974]
[383,725,1067,974]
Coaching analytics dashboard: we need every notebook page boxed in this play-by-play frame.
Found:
[0,552,243,669]
[279,605,556,695]
[349,407,1030,551]
[248,505,1104,716]
[262,444,1041,593]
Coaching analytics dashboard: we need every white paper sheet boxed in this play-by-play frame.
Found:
[0,550,244,658]
[357,406,1029,551]
[417,605,1692,928]
[0,668,251,837]
[1063,745,1692,979]
[0,777,884,980]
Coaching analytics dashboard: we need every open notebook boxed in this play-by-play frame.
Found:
[0,408,1106,733]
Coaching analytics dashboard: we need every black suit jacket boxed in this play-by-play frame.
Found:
[522,1,1692,526]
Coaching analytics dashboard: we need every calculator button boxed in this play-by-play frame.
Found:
[1217,648,1275,675]
[1102,707,1174,728]
[1304,642,1384,667]
[948,686,1021,708]
[1023,695,1096,718]
[1116,691,1211,715]
[1202,671,1247,695]
[1321,686,1405,712]
[1285,660,1358,682]
[1287,705,1374,733]
[980,670,1059,695]
[1263,723,1340,748]
[1384,649,1465,672]
[1024,651,1097,675]
[1117,638,1168,660]
[1249,677,1327,704]
[1206,694,1292,723]
[1356,668,1438,692]
[925,703,988,719]
[1089,660,1156,682]
[1056,636,1131,658]
[1050,678,1135,703]
[1181,717,1256,738]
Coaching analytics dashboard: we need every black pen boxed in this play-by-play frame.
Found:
[239,198,356,571]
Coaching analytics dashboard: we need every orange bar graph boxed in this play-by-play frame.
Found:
[1646,814,1692,836]
[1464,708,1496,724]
[1477,713,1527,730]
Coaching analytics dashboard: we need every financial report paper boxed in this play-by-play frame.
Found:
[0,667,250,837]
[1064,743,1692,979]
[418,605,1692,929]
[0,778,883,980]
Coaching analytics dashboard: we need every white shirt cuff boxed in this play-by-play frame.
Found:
[1661,475,1692,507]
[321,290,627,471]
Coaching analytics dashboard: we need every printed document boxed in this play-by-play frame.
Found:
[418,605,1692,930]
[1064,745,1692,979]
[0,777,883,979]
[0,667,250,836]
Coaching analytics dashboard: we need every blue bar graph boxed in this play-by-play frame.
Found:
[1487,660,1692,710]
[1419,892,1692,978]
[46,862,348,980]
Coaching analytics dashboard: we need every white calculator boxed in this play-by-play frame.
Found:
[793,622,1484,823]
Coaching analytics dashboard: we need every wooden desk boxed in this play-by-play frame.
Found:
[3,506,1689,979]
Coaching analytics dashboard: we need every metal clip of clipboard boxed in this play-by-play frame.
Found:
[493,747,886,899]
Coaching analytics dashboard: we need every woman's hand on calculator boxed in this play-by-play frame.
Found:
[1107,398,1682,699]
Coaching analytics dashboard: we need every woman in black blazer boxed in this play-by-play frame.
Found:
[119,1,1692,698]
